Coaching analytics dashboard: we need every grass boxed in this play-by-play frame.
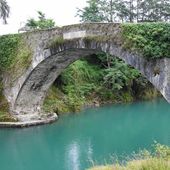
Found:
[88,143,170,170]
[48,36,65,48]
[89,158,170,170]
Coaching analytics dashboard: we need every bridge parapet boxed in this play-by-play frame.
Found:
[62,23,121,39]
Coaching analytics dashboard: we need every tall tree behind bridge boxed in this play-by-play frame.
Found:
[76,0,170,22]
[0,0,10,24]
[137,0,170,22]
[76,0,105,22]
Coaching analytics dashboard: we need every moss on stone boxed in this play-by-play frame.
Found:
[0,34,32,81]
[48,36,65,48]
[0,34,32,121]
[84,35,110,42]
[0,78,17,122]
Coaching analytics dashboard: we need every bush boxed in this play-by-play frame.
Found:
[122,23,170,59]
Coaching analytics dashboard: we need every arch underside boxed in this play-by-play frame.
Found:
[13,40,170,121]
[14,49,99,121]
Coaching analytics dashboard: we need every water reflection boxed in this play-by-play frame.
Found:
[87,139,93,164]
[67,141,80,170]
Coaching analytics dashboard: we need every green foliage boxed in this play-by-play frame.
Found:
[43,86,75,114]
[77,0,170,23]
[154,142,170,159]
[122,23,170,59]
[0,34,20,70]
[103,58,140,91]
[60,60,102,111]
[61,60,102,86]
[44,56,160,114]
[26,11,55,30]
[0,34,32,80]
[43,60,103,114]
[88,143,170,170]
[76,0,105,22]
[96,54,141,92]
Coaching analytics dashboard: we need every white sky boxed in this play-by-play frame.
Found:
[0,0,87,35]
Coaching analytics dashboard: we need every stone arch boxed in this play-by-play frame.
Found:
[13,38,169,121]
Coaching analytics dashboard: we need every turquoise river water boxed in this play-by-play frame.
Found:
[0,98,170,170]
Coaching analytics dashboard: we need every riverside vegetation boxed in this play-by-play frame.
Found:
[43,55,160,114]
[88,143,170,170]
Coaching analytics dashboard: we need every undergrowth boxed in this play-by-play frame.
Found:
[43,57,160,114]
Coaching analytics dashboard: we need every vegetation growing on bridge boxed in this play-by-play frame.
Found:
[0,34,32,122]
[48,36,65,48]
[122,23,170,59]
[0,34,32,79]
[0,79,16,122]
[48,23,170,60]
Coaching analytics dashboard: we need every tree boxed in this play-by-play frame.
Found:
[25,11,55,30]
[76,0,105,22]
[77,0,170,23]
[0,0,10,24]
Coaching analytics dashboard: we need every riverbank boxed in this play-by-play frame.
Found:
[88,143,170,170]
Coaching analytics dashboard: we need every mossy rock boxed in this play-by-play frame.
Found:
[0,112,18,122]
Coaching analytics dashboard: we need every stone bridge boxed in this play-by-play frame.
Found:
[2,23,170,122]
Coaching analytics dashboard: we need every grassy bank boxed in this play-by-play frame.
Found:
[88,143,170,170]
